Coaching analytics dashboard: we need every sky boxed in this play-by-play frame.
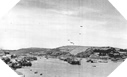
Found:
[0,0,127,50]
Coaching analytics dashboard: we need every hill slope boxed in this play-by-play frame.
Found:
[1,45,126,57]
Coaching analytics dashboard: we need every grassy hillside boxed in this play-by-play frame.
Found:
[1,45,127,58]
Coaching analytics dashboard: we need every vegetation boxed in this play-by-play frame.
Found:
[1,45,127,67]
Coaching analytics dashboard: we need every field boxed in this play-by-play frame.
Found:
[17,57,122,77]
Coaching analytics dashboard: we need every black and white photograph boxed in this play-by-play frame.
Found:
[0,0,127,77]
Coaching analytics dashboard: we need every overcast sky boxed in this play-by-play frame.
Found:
[0,0,127,50]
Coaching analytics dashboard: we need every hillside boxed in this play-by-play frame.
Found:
[0,48,51,56]
[1,45,127,58]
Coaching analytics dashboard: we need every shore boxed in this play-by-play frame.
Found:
[17,57,122,77]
